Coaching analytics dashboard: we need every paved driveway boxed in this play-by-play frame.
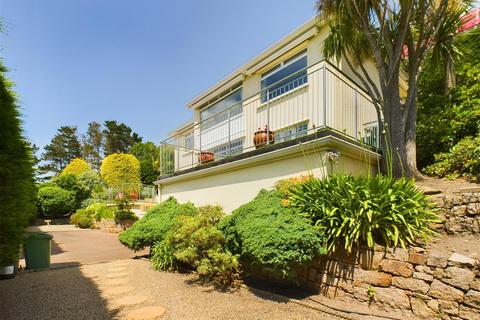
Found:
[22,225,147,268]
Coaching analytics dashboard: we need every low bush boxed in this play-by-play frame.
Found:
[37,186,76,217]
[85,203,113,221]
[112,197,138,224]
[219,190,324,277]
[70,209,93,229]
[119,197,197,251]
[151,205,239,285]
[424,135,480,182]
[288,174,439,253]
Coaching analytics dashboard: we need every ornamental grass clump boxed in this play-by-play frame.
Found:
[219,189,324,278]
[288,174,439,253]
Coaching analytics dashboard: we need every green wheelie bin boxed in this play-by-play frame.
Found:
[23,232,53,270]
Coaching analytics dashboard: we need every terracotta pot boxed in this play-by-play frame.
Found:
[198,151,215,163]
[253,126,275,149]
[129,191,139,201]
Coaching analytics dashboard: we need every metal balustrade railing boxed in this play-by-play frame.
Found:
[107,183,158,202]
[159,59,380,177]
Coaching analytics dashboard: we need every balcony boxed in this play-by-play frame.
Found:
[159,60,380,178]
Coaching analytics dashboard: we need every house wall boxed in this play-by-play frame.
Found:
[158,143,378,213]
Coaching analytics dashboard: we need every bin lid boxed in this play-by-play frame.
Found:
[23,232,53,240]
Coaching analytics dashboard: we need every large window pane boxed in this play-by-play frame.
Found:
[200,88,242,127]
[261,52,307,102]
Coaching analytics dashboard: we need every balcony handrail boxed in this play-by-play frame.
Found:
[160,58,376,144]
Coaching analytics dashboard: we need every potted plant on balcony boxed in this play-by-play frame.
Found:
[253,125,275,149]
[198,151,215,164]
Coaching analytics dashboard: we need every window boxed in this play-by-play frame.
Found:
[211,138,244,157]
[184,133,194,150]
[261,50,308,102]
[200,88,242,130]
[275,122,309,143]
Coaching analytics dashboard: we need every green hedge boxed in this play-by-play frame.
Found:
[0,63,37,266]
[219,190,324,277]
[37,186,76,217]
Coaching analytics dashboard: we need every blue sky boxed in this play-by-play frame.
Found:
[0,0,317,150]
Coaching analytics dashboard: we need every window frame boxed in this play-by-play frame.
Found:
[260,50,308,102]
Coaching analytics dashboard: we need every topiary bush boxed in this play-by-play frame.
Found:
[77,216,93,229]
[70,209,93,229]
[118,197,197,251]
[100,153,141,194]
[37,186,76,217]
[60,158,92,176]
[288,174,439,253]
[424,135,480,182]
[151,205,240,285]
[0,62,37,266]
[219,190,324,277]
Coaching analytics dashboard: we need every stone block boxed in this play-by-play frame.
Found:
[416,265,434,275]
[434,268,445,280]
[471,279,480,291]
[411,297,440,319]
[428,280,464,302]
[380,259,414,277]
[413,271,434,282]
[392,276,430,294]
[358,249,384,270]
[362,271,392,287]
[427,252,449,268]
[459,305,480,320]
[385,247,409,261]
[438,299,459,316]
[374,287,411,309]
[449,253,477,268]
[409,252,428,265]
[464,290,480,310]
[442,267,475,291]
[452,205,467,217]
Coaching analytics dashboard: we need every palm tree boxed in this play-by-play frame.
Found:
[317,0,471,178]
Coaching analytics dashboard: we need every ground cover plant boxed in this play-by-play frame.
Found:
[151,205,239,285]
[119,197,197,251]
[219,189,324,278]
[288,174,439,253]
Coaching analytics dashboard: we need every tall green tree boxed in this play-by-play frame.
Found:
[82,121,104,171]
[0,62,37,266]
[317,0,471,178]
[417,28,480,168]
[40,126,82,176]
[131,142,160,184]
[103,120,142,155]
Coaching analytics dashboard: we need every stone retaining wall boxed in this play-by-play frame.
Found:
[302,247,480,319]
[299,190,480,319]
[434,190,480,235]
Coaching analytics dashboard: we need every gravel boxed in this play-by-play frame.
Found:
[0,259,343,320]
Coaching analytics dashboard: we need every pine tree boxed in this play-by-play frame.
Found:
[40,126,82,176]
[0,62,37,266]
[103,120,142,155]
[82,121,104,171]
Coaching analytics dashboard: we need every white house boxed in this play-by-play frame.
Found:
[154,17,384,212]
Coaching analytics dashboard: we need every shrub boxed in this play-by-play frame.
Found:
[288,174,439,253]
[151,205,239,285]
[113,196,138,223]
[219,190,324,277]
[37,186,76,217]
[118,197,197,251]
[424,135,480,182]
[53,171,104,208]
[86,203,113,221]
[0,63,37,266]
[100,153,141,193]
[61,158,92,176]
[70,209,93,228]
